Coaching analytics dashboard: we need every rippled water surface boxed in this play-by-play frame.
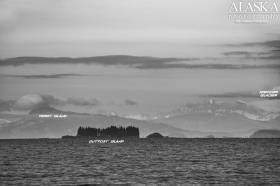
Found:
[0,138,280,185]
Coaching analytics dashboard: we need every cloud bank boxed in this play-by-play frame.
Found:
[0,73,85,79]
[201,86,280,100]
[1,94,101,112]
[0,94,140,112]
[124,99,138,106]
[1,54,280,70]
[223,39,280,61]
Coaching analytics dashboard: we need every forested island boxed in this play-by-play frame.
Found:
[62,126,140,139]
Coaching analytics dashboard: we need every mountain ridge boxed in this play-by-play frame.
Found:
[0,109,230,139]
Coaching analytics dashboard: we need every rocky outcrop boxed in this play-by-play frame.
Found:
[146,132,164,139]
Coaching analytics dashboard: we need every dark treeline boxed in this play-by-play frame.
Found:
[77,126,139,138]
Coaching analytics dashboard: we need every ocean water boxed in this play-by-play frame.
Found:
[0,138,280,185]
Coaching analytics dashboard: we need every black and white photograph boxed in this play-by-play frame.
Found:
[0,0,280,185]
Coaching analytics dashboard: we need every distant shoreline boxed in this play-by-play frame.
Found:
[1,137,280,140]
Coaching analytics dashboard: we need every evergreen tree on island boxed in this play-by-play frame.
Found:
[77,126,139,138]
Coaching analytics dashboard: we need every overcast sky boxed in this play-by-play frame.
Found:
[0,0,279,58]
[0,0,279,122]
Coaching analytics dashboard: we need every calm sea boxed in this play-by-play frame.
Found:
[0,138,279,185]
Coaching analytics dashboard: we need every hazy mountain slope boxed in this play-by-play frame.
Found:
[152,99,280,137]
[0,112,224,139]
[155,112,280,137]
[250,129,280,138]
[0,113,24,125]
